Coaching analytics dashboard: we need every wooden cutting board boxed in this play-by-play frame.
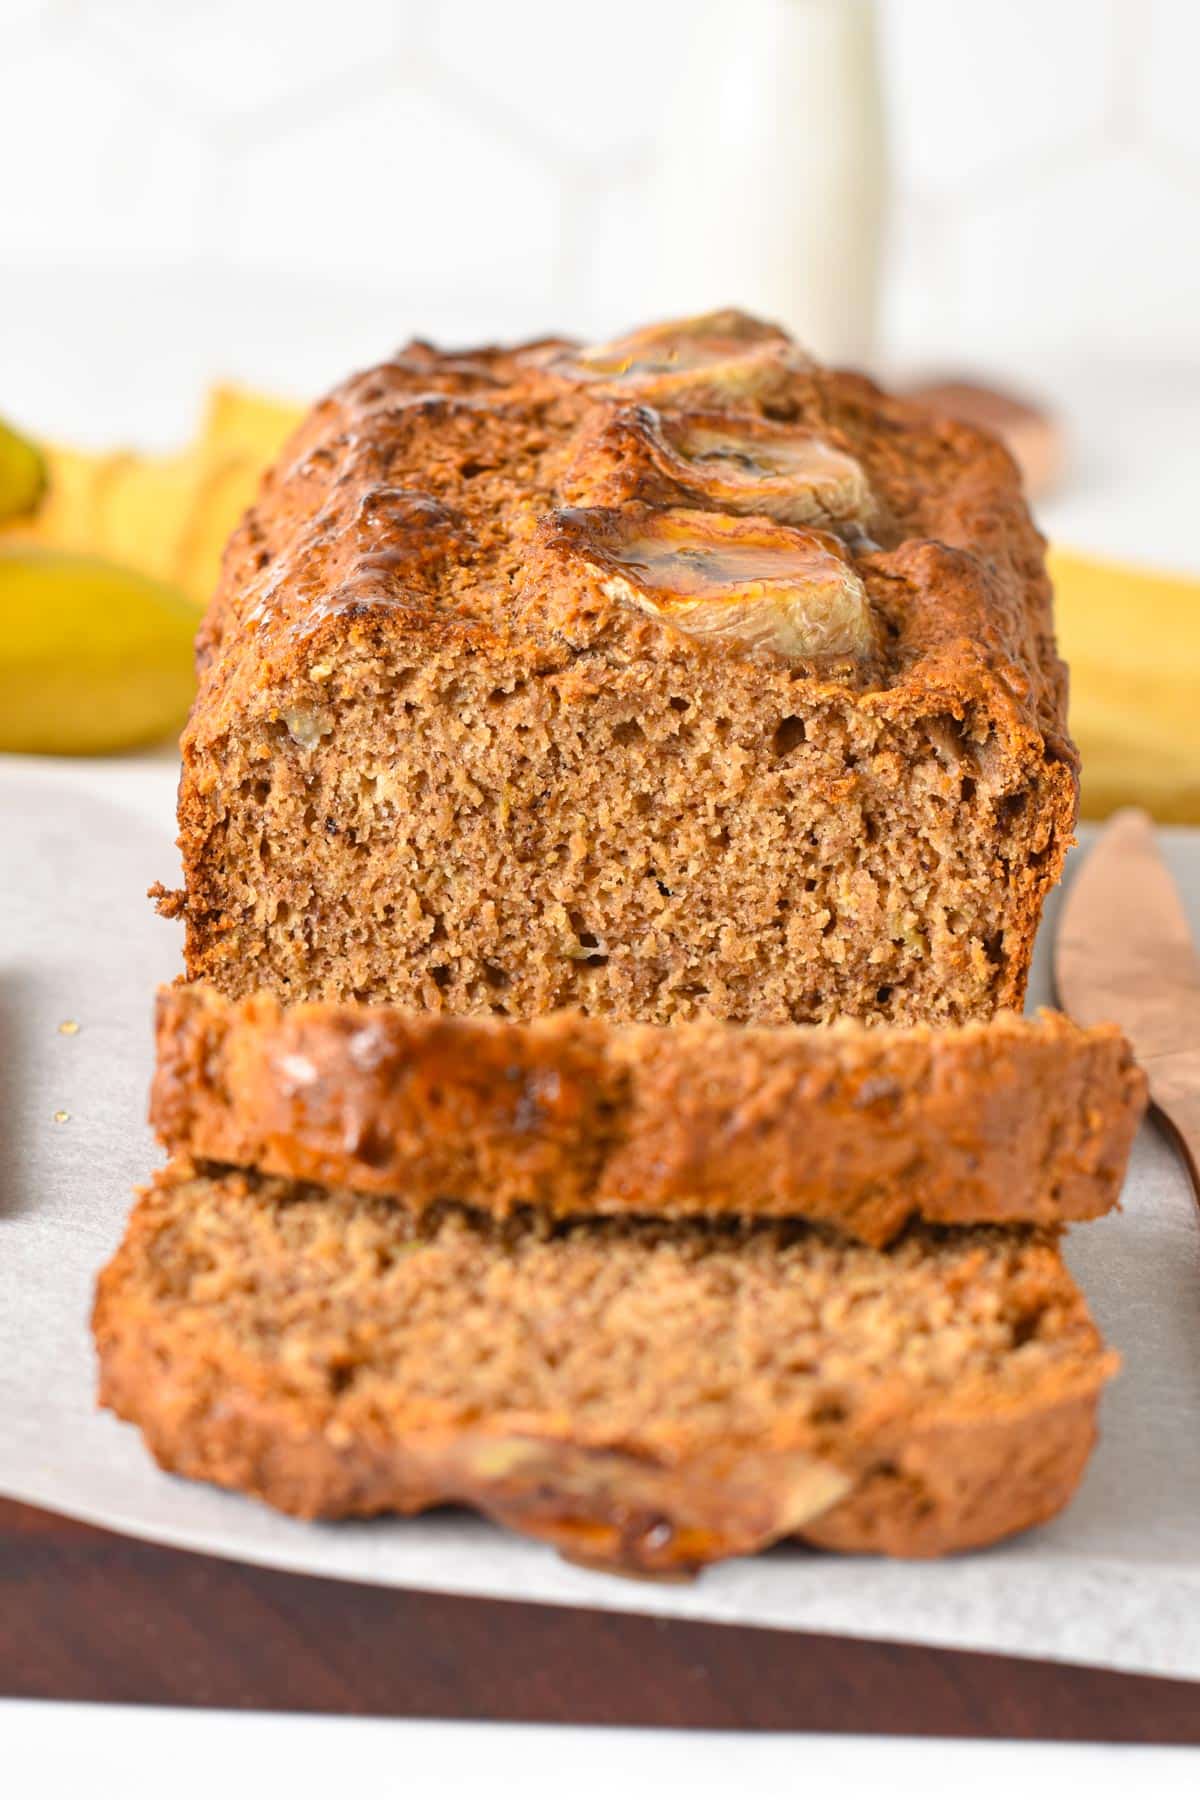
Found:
[2,1496,1197,1738]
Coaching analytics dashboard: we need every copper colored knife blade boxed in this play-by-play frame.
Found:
[1055,807,1200,1198]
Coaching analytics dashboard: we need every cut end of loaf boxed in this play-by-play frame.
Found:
[179,638,1075,1025]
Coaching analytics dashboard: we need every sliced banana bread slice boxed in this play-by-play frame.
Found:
[151,983,1146,1246]
[95,1161,1116,1576]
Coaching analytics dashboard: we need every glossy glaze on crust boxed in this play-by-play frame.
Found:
[169,311,1079,1025]
[94,1163,1116,1576]
[187,323,1070,745]
[152,985,1146,1247]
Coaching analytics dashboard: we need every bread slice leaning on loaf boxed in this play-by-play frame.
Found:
[151,983,1146,1246]
[94,1161,1117,1576]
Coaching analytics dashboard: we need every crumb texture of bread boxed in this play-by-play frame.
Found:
[171,313,1078,1027]
[152,984,1146,1245]
[94,1162,1116,1575]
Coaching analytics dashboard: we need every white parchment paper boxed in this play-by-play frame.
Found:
[2,754,1199,1681]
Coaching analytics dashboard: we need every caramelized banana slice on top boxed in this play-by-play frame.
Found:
[553,506,875,662]
[532,310,808,403]
[663,413,872,528]
[564,403,876,533]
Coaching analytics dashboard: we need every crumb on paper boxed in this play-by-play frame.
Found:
[53,1109,70,1124]
[58,1020,79,1036]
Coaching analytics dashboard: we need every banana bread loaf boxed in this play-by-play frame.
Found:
[162,310,1078,1027]
[152,983,1146,1246]
[94,1160,1115,1576]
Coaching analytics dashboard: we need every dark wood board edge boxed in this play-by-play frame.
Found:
[1,1499,1198,1739]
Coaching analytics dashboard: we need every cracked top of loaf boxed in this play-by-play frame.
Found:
[189,309,1074,772]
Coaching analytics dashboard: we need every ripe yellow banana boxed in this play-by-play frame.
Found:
[0,384,304,753]
[0,549,200,754]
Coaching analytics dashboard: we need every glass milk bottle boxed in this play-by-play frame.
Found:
[650,0,887,367]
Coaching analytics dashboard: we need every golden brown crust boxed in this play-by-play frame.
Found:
[152,984,1146,1246]
[170,313,1079,1029]
[94,1163,1116,1577]
[184,321,1072,758]
[800,1391,1103,1558]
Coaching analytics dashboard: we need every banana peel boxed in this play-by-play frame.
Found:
[0,383,304,754]
[199,383,305,465]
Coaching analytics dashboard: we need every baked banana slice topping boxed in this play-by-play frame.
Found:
[660,412,872,527]
[564,403,875,533]
[533,309,807,403]
[553,505,875,662]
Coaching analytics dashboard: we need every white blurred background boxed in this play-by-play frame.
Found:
[2,6,1200,1760]
[3,0,1199,560]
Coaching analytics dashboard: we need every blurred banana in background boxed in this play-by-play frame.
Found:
[0,418,48,520]
[0,386,303,754]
